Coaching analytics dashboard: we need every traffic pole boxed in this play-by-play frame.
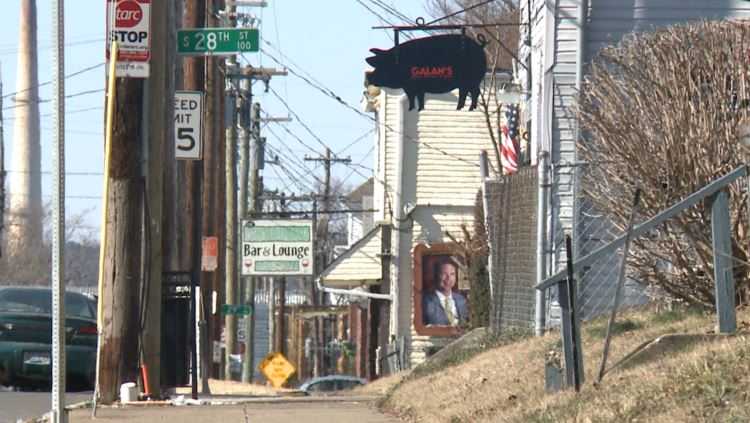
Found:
[51,0,66,420]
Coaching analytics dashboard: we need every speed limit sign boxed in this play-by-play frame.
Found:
[174,91,203,160]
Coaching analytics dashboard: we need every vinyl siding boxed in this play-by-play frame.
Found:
[528,1,750,273]
[378,87,499,366]
[413,96,494,206]
[319,225,383,287]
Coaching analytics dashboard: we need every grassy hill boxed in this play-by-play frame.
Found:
[378,305,750,422]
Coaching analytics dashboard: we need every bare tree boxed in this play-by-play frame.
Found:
[577,20,750,308]
[0,205,99,286]
[426,0,521,170]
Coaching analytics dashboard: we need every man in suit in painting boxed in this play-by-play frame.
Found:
[422,258,469,326]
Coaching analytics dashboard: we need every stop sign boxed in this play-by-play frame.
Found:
[106,0,151,78]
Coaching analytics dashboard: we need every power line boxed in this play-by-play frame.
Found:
[370,0,413,23]
[340,145,375,187]
[263,141,322,187]
[261,43,481,169]
[427,0,499,25]
[267,128,323,184]
[267,86,336,154]
[6,105,103,121]
[336,128,376,155]
[3,88,104,111]
[2,62,104,100]
[265,119,319,156]
[0,37,103,57]
[6,169,102,176]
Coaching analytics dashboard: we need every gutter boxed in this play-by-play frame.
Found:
[315,278,393,301]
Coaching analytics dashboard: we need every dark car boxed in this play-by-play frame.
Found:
[0,287,97,390]
[299,375,367,394]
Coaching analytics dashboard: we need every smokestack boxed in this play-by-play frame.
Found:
[7,0,43,257]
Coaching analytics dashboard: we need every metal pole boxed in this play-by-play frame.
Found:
[535,151,549,336]
[190,163,203,398]
[479,151,494,301]
[51,0,66,420]
[597,189,641,383]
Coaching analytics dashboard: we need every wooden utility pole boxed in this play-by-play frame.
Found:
[223,0,238,376]
[273,193,287,355]
[202,0,225,381]
[305,149,351,376]
[141,0,176,400]
[181,0,206,399]
[98,77,145,404]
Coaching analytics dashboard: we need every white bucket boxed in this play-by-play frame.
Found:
[120,382,137,403]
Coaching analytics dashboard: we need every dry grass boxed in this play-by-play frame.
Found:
[380,306,750,422]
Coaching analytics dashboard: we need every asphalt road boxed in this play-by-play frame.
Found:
[0,390,91,423]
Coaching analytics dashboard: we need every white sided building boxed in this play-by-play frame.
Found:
[319,78,518,367]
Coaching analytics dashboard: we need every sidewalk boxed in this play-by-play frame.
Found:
[57,378,406,423]
[66,397,401,423]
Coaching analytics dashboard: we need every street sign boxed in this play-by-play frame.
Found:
[174,91,204,160]
[241,219,314,276]
[201,236,218,271]
[221,304,252,316]
[258,352,295,388]
[178,28,260,55]
[106,0,152,78]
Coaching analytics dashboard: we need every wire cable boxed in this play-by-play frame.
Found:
[426,0,499,26]
[2,62,104,99]
[3,88,104,110]
[267,86,336,154]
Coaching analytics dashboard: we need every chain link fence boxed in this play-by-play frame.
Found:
[571,163,654,322]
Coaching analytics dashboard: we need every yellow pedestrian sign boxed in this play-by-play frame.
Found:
[259,352,296,388]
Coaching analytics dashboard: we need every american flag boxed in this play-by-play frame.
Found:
[500,104,520,175]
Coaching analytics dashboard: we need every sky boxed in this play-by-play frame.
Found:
[0,0,434,235]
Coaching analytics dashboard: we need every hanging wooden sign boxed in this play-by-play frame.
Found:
[366,33,488,111]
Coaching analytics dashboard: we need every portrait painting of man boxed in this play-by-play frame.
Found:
[421,256,468,327]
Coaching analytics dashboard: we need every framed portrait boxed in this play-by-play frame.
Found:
[413,243,469,337]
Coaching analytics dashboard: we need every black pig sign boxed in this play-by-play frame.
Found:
[365,34,487,111]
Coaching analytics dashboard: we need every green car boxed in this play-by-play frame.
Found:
[0,287,97,391]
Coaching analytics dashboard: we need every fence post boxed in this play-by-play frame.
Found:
[710,190,736,334]
[559,235,583,391]
[479,150,494,302]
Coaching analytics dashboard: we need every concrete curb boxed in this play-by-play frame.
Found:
[65,395,382,409]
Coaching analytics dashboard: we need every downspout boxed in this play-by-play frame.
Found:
[535,0,561,336]
[568,0,589,311]
[315,278,393,301]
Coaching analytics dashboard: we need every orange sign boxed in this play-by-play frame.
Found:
[259,352,295,388]
[202,236,218,271]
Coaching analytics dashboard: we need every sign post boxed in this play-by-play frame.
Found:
[241,219,314,276]
[106,0,152,78]
[178,28,259,55]
[174,91,204,160]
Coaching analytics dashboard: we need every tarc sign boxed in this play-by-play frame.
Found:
[241,220,314,276]
[365,34,488,111]
[106,0,151,78]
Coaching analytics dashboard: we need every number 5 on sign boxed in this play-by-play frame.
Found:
[174,91,203,160]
